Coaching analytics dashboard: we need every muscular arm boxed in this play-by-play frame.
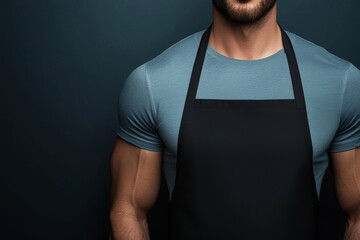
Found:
[109,138,162,240]
[331,147,360,240]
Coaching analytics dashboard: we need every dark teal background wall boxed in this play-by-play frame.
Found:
[0,0,359,239]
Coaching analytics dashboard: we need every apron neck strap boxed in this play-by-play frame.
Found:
[280,25,306,109]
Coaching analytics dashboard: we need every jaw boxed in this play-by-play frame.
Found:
[212,0,277,25]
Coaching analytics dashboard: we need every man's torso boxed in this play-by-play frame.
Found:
[117,29,359,198]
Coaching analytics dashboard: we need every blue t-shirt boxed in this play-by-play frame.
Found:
[117,29,360,198]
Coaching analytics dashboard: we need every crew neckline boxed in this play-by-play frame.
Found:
[206,43,286,63]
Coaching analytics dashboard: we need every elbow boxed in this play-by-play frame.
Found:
[346,209,360,226]
[109,200,148,223]
[341,202,360,225]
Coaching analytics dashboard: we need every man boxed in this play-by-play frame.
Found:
[110,0,360,239]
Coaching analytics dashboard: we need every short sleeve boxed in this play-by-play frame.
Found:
[329,64,360,152]
[116,64,163,151]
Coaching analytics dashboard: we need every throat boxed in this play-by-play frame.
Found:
[210,4,283,61]
[209,22,283,61]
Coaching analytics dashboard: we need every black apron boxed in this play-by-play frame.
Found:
[168,25,319,239]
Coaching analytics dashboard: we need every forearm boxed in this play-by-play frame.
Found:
[110,210,150,240]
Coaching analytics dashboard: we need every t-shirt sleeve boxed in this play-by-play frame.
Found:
[116,64,163,151]
[329,64,360,152]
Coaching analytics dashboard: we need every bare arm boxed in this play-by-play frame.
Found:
[331,147,360,240]
[109,137,162,240]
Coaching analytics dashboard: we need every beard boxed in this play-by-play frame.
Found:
[212,0,277,24]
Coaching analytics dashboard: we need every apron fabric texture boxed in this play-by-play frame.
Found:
[168,25,319,239]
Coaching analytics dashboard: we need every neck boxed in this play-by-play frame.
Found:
[209,4,282,60]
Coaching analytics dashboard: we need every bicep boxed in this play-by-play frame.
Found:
[331,147,360,220]
[110,137,162,219]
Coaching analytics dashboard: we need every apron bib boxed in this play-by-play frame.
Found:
[169,25,319,240]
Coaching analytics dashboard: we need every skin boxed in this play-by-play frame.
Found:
[332,148,360,240]
[110,1,360,239]
[210,0,281,60]
[109,138,161,240]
